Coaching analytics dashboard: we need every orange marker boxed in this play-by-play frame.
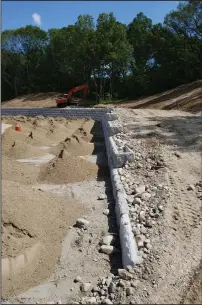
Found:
[15,125,22,132]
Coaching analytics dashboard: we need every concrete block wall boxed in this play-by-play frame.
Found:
[2,107,138,268]
[1,107,113,121]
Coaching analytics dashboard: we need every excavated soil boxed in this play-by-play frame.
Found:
[115,108,202,305]
[103,80,202,113]
[1,116,102,299]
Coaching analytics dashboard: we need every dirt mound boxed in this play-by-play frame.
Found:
[110,80,202,113]
[3,137,45,159]
[51,135,95,157]
[2,116,106,299]
[38,149,98,184]
[2,92,58,109]
[2,179,86,298]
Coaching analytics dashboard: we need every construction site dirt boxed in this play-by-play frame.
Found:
[1,81,202,304]
[2,116,122,303]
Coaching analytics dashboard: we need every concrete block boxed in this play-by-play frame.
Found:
[119,214,139,268]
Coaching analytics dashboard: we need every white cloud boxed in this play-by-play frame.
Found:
[32,13,41,26]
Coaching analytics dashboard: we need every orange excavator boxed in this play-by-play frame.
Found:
[56,85,88,107]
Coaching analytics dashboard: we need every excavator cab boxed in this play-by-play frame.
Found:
[56,85,88,108]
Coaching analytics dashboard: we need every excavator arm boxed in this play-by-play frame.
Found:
[56,85,88,106]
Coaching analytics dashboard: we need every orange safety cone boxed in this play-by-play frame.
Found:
[15,125,22,132]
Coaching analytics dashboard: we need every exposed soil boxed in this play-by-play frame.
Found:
[2,103,201,304]
[181,260,202,304]
[2,80,202,113]
[38,151,98,184]
[114,108,202,304]
[1,93,89,108]
[2,116,121,302]
[1,92,58,108]
[106,80,202,113]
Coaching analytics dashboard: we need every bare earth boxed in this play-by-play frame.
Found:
[107,80,202,113]
[115,108,202,304]
[2,116,121,302]
[1,87,202,304]
[1,93,58,108]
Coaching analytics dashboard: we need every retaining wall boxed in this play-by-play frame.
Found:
[2,107,138,268]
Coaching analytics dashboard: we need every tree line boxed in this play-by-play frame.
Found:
[2,1,202,103]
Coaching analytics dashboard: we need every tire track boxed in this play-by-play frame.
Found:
[163,150,201,238]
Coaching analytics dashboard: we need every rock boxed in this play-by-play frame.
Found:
[139,211,146,222]
[126,265,135,273]
[105,277,112,286]
[136,234,146,248]
[118,269,133,280]
[145,242,152,250]
[142,273,149,280]
[136,255,144,265]
[135,185,145,194]
[127,195,134,203]
[102,235,116,246]
[82,297,97,304]
[103,209,110,216]
[103,299,113,304]
[119,279,127,288]
[133,197,142,205]
[137,163,143,169]
[137,240,144,248]
[158,205,164,212]
[80,282,93,292]
[140,226,147,234]
[76,218,89,228]
[132,227,140,236]
[74,276,82,283]
[126,287,134,296]
[141,192,152,201]
[100,245,117,255]
[174,152,182,159]
[109,282,116,293]
[130,280,140,288]
[187,184,195,191]
[119,168,123,175]
[98,194,107,200]
[100,289,106,296]
[145,219,153,228]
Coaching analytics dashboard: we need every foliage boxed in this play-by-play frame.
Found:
[1,2,202,102]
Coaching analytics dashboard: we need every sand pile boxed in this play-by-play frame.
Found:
[3,138,45,159]
[2,156,40,185]
[38,149,98,184]
[73,119,95,143]
[2,116,105,298]
[51,134,95,156]
[2,179,87,298]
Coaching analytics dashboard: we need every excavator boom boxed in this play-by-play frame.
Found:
[56,85,88,107]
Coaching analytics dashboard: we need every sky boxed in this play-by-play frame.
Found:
[2,1,180,31]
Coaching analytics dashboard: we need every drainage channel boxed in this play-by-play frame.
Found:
[2,117,123,304]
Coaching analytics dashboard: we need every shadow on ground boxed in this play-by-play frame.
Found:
[126,114,202,154]
[89,121,123,274]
